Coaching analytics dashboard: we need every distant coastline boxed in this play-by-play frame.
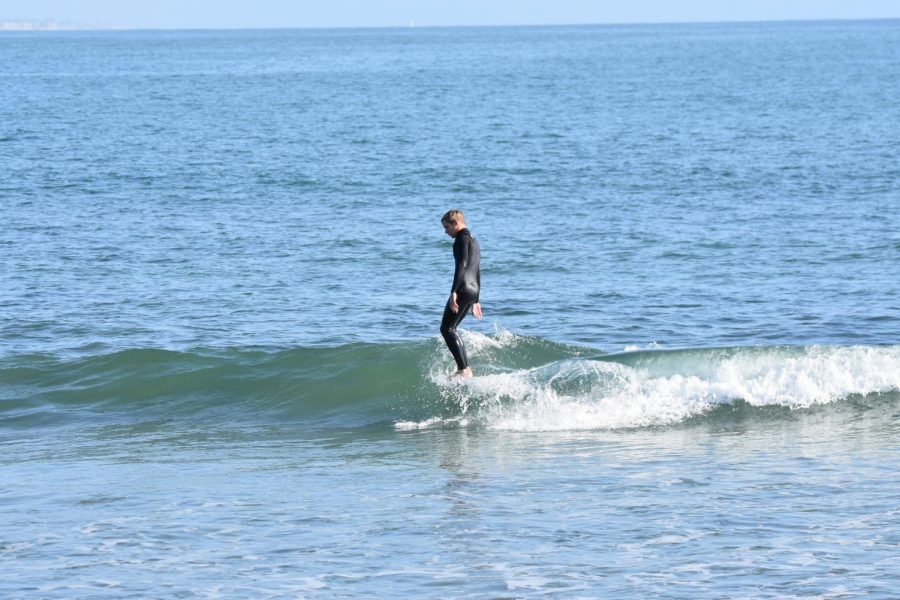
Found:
[0,19,133,31]
[1,15,897,32]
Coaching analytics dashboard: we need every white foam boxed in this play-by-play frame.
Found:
[413,345,900,431]
[394,417,445,430]
[460,325,519,352]
[424,327,520,385]
[623,341,662,352]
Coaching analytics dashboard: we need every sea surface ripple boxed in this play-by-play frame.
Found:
[2,21,899,599]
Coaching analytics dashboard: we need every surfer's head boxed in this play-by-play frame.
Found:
[441,209,466,237]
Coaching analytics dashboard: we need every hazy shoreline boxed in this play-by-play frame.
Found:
[1,16,898,33]
[0,19,133,31]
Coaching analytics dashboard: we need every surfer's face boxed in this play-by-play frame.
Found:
[442,220,461,237]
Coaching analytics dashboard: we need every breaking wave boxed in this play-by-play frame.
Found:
[2,330,898,431]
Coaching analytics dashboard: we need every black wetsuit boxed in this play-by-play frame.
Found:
[440,228,481,370]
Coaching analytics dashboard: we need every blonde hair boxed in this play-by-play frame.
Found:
[441,209,465,224]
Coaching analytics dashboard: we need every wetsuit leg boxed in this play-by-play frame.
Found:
[440,297,474,370]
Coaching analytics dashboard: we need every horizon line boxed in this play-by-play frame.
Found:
[2,15,899,33]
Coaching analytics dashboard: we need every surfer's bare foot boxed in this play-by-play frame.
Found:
[454,367,473,378]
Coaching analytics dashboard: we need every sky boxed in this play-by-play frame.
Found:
[4,0,900,29]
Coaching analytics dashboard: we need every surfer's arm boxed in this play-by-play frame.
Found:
[472,259,482,318]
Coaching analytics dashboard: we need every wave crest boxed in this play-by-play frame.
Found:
[409,343,900,431]
[2,333,898,431]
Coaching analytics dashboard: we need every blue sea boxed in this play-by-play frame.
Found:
[2,20,899,598]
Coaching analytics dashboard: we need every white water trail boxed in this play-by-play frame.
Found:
[400,337,900,431]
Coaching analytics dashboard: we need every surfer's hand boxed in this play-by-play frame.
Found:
[449,293,459,313]
[473,303,483,319]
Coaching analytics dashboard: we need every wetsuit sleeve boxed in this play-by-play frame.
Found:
[451,236,469,294]
[476,265,481,302]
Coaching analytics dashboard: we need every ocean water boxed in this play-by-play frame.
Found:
[2,20,899,598]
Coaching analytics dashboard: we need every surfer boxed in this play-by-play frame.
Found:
[440,209,482,378]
